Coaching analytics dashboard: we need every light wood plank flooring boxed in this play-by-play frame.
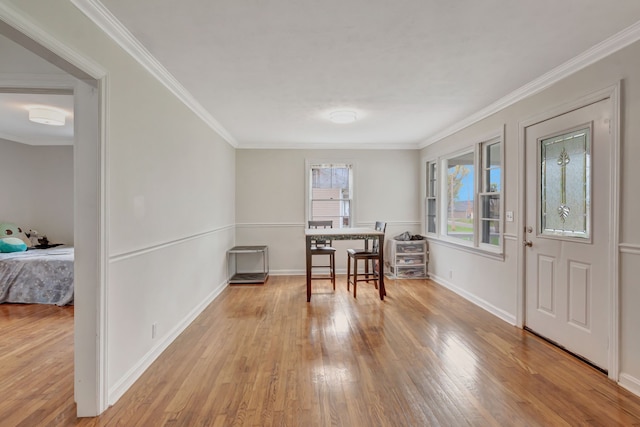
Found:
[2,276,640,426]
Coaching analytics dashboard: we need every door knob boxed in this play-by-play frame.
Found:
[523,240,533,247]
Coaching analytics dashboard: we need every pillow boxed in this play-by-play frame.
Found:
[0,237,27,253]
[0,222,32,248]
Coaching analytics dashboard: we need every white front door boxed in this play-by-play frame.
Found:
[525,98,611,370]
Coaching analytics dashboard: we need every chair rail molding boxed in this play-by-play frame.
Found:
[110,224,235,262]
[619,243,640,255]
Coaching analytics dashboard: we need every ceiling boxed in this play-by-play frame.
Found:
[0,33,74,146]
[4,1,640,149]
[0,92,74,145]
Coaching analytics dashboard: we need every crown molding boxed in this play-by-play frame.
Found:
[419,20,640,149]
[0,2,106,80]
[70,0,238,148]
[62,1,640,151]
[237,141,421,150]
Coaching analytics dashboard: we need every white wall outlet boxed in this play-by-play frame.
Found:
[506,211,514,222]
[151,323,157,339]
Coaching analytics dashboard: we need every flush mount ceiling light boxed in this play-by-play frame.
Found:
[328,110,357,124]
[28,107,65,126]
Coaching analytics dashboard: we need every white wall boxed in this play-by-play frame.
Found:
[236,149,421,274]
[0,138,73,243]
[420,39,640,394]
[4,0,236,408]
[9,0,640,412]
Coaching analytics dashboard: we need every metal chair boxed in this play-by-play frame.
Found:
[308,220,336,290]
[347,221,386,298]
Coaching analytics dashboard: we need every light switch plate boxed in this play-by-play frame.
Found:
[506,211,514,222]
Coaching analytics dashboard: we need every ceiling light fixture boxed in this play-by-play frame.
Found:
[28,107,65,126]
[329,110,357,124]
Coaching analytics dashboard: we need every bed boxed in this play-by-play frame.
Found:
[0,246,74,306]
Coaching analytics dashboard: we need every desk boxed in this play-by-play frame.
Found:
[305,227,385,302]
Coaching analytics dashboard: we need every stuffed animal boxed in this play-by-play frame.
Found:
[26,229,49,247]
[0,222,32,248]
[27,229,38,246]
[28,229,40,246]
[0,237,27,253]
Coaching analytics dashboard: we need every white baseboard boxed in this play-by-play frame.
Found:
[269,269,305,276]
[269,268,379,276]
[270,269,351,276]
[619,373,640,397]
[429,273,517,326]
[108,279,228,405]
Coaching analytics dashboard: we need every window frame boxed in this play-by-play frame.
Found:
[430,129,504,256]
[478,136,503,251]
[441,147,477,248]
[305,160,355,228]
[425,159,438,236]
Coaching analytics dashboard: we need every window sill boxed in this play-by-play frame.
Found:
[425,236,505,261]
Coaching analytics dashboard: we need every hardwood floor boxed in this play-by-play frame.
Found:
[0,303,76,426]
[2,276,640,426]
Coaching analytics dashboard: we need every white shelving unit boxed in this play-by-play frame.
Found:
[386,239,428,279]
[227,245,269,284]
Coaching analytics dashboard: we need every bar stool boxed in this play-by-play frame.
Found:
[347,221,386,298]
[308,220,336,290]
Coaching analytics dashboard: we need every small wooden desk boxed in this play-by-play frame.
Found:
[305,227,385,301]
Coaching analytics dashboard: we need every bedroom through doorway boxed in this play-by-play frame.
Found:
[0,15,105,417]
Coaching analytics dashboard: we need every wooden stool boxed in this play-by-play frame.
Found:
[308,220,336,289]
[346,221,386,298]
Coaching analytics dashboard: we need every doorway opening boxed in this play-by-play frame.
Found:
[0,16,106,417]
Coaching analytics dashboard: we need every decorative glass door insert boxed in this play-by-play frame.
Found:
[539,127,591,239]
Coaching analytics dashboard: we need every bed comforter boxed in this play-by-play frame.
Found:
[0,246,74,306]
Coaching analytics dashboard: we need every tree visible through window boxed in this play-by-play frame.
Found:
[446,152,474,242]
[437,134,503,252]
[309,163,352,228]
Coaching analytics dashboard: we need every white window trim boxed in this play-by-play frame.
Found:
[478,136,504,253]
[424,159,438,236]
[428,128,504,256]
[305,159,356,228]
[439,146,478,249]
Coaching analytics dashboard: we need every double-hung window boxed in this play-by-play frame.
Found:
[445,150,475,242]
[306,162,353,228]
[479,138,502,247]
[435,132,503,253]
[425,161,437,234]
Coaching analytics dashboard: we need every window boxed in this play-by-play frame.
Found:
[307,162,353,228]
[445,151,475,242]
[480,138,501,247]
[540,128,590,239]
[437,132,503,253]
[425,161,437,234]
